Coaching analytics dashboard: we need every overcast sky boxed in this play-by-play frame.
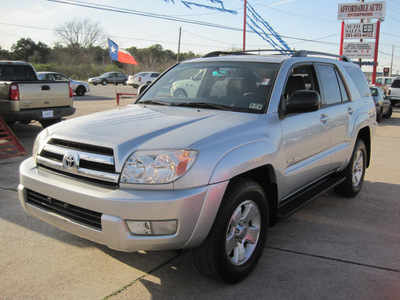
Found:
[1,0,399,73]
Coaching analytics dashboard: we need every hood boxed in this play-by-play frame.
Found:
[48,104,259,164]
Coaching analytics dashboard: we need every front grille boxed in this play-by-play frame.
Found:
[36,138,119,186]
[26,189,102,230]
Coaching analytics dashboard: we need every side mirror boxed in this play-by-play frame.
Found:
[138,84,149,95]
[286,90,321,114]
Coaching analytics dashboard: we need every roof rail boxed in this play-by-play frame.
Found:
[291,50,352,62]
[201,49,352,62]
[202,49,292,58]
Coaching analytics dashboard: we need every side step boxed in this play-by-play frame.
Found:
[277,175,346,220]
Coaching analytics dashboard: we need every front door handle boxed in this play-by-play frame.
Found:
[320,114,329,123]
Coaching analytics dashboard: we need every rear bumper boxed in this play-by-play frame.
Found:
[0,106,76,122]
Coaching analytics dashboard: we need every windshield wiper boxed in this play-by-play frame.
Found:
[138,99,170,106]
[173,102,233,111]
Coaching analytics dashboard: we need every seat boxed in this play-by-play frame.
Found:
[285,75,305,97]
[226,78,244,96]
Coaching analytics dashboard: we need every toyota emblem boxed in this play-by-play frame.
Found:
[63,154,77,169]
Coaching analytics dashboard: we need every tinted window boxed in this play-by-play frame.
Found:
[317,65,343,105]
[391,79,400,88]
[0,65,36,81]
[344,66,370,98]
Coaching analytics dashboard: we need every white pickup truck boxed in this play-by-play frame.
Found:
[19,50,376,283]
[0,61,75,127]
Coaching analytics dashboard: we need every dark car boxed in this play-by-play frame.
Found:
[88,72,128,86]
[369,85,392,122]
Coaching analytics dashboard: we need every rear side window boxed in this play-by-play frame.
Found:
[344,66,370,98]
[391,79,400,88]
[316,64,346,105]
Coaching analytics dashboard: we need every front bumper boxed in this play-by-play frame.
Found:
[19,157,227,252]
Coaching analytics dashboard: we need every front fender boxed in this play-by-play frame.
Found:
[209,141,278,184]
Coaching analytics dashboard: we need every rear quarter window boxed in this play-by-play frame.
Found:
[344,66,370,98]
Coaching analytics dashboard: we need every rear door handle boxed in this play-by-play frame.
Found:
[41,85,50,91]
[348,107,354,115]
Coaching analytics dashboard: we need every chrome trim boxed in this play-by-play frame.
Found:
[43,144,114,165]
[37,143,118,183]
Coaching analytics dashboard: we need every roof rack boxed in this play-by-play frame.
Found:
[202,49,352,62]
[291,50,352,62]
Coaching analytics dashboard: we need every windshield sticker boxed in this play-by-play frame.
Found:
[250,103,263,110]
[261,78,270,85]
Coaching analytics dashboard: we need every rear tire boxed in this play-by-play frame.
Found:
[75,86,86,96]
[383,106,392,118]
[376,108,382,122]
[102,80,107,86]
[334,139,366,197]
[40,118,62,128]
[192,178,269,284]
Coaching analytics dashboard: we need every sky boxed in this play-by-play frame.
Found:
[0,0,399,73]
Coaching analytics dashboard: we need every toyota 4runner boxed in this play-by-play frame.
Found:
[19,50,377,283]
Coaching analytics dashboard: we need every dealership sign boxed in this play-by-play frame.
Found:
[338,2,386,20]
[344,22,376,39]
[343,42,375,58]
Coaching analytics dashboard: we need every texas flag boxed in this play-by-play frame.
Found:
[108,38,137,65]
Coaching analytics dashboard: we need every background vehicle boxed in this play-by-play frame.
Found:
[369,85,392,122]
[388,76,400,106]
[19,50,376,284]
[37,71,90,96]
[127,72,160,88]
[375,76,394,94]
[88,72,127,86]
[0,61,75,127]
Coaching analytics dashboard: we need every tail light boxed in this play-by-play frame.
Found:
[388,89,391,95]
[9,84,20,100]
[138,77,142,83]
[68,83,73,98]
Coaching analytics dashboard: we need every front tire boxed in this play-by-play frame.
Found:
[334,139,367,197]
[193,178,269,284]
[174,89,188,98]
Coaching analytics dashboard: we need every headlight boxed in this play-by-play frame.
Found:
[120,150,198,184]
[32,128,49,162]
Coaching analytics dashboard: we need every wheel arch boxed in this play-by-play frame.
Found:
[356,126,371,168]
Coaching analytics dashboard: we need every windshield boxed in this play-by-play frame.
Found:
[137,61,279,113]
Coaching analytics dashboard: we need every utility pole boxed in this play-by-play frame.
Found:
[177,27,181,62]
[243,0,247,51]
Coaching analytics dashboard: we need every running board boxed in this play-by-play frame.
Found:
[277,175,346,220]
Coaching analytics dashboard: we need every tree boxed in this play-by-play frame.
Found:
[55,18,104,49]
[10,38,51,62]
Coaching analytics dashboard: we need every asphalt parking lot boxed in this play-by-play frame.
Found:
[1,85,400,299]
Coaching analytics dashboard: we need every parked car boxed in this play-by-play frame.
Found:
[170,69,205,98]
[127,72,160,88]
[375,76,394,94]
[37,72,90,96]
[88,72,128,86]
[0,61,75,128]
[19,50,376,284]
[388,76,400,106]
[369,85,392,122]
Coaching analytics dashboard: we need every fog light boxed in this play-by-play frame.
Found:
[126,220,177,236]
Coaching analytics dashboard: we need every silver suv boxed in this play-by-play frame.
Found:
[19,50,376,283]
